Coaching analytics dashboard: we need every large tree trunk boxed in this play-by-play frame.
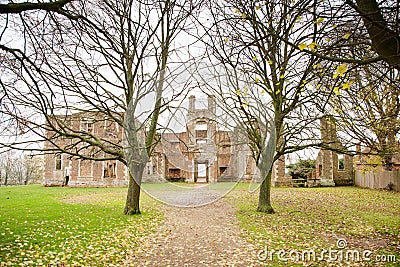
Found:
[124,163,144,215]
[353,0,400,69]
[257,169,274,214]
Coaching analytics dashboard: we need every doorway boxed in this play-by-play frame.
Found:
[194,162,209,183]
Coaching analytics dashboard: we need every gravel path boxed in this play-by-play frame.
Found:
[128,200,259,266]
[146,184,225,207]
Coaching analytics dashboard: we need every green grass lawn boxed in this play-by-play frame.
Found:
[0,185,161,266]
[226,186,400,266]
[1,184,399,266]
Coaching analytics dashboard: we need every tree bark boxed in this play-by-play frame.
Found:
[257,169,275,214]
[124,163,144,215]
[352,0,400,69]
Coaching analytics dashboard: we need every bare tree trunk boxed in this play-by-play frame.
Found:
[124,163,144,215]
[257,169,274,214]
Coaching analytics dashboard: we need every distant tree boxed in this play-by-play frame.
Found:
[0,151,14,185]
[287,159,316,180]
[24,155,44,184]
[0,151,42,185]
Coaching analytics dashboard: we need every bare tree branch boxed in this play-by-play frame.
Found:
[0,0,75,14]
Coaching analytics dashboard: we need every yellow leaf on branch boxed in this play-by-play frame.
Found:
[337,63,348,76]
[333,63,348,78]
[333,86,341,96]
[313,63,321,69]
[315,17,324,24]
[298,43,307,51]
[308,42,317,51]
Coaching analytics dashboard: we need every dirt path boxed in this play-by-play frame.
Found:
[129,200,259,266]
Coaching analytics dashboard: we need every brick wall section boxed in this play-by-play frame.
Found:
[43,112,128,186]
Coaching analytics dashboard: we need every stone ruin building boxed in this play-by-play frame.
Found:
[43,95,288,187]
[314,117,354,186]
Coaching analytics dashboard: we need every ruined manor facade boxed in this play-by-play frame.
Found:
[43,111,128,187]
[43,95,286,186]
[148,95,255,183]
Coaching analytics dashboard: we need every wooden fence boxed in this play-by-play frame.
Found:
[354,170,400,192]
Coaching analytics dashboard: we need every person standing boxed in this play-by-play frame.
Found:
[64,166,71,186]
